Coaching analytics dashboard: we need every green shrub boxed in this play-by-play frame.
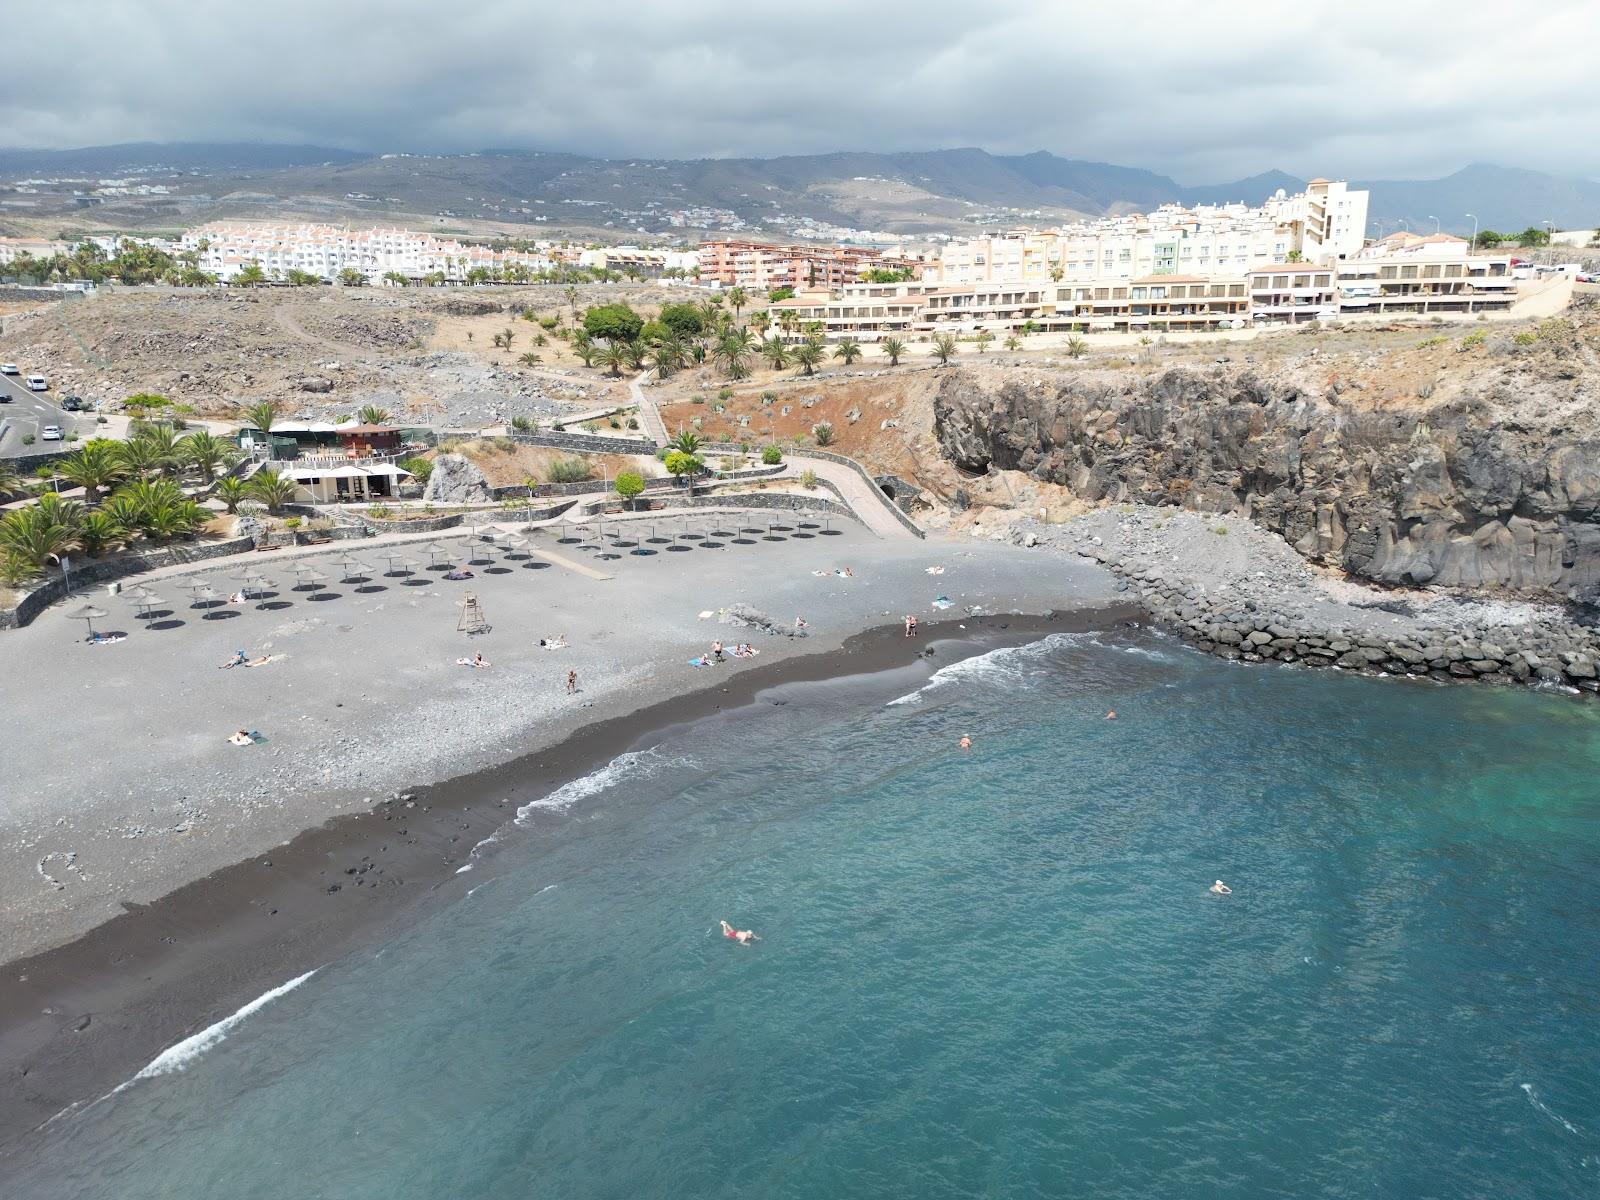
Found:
[799,468,818,489]
[399,456,433,484]
[718,387,734,401]
[1214,524,1228,535]
[366,504,393,519]
[283,516,302,530]
[761,445,782,465]
[546,456,594,484]
[1512,331,1538,347]
[21,434,34,445]
[511,415,534,432]
[608,418,621,429]
[811,421,835,447]
[614,471,645,503]
[626,417,639,430]
[1459,331,1487,351]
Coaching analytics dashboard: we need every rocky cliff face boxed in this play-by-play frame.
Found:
[933,327,1600,598]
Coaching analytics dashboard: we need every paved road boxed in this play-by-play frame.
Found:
[0,373,88,457]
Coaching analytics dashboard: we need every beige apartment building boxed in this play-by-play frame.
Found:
[1247,265,1339,324]
[1337,254,1517,316]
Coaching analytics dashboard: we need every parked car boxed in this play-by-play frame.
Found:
[25,374,48,391]
[0,362,18,374]
[60,394,84,411]
[41,424,63,440]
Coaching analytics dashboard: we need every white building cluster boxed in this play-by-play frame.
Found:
[179,223,554,283]
[928,180,1370,285]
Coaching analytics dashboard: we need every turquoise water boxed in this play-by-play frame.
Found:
[12,632,1600,1198]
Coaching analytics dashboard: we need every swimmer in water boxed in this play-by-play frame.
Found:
[959,735,972,750]
[1106,710,1117,719]
[1210,880,1232,895]
[719,919,757,946]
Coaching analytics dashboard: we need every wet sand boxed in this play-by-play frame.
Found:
[0,604,1138,1161]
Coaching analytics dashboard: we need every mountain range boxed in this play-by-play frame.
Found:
[1,143,1595,241]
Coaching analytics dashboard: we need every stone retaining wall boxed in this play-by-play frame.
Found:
[1,535,256,630]
[702,443,926,539]
[492,462,784,500]
[1079,544,1600,696]
[571,490,856,523]
[510,430,657,455]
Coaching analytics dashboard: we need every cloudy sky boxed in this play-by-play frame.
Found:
[7,0,1599,181]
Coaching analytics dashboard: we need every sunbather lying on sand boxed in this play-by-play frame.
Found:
[243,655,272,668]
[538,635,569,649]
[445,566,475,580]
[733,643,759,658]
[228,729,259,747]
[455,653,491,668]
[221,649,248,668]
[89,632,126,645]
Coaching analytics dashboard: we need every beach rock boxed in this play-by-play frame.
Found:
[423,453,493,504]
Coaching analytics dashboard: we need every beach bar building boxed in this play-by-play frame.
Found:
[279,458,412,504]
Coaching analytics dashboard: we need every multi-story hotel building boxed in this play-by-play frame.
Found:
[696,239,889,290]
[927,179,1370,286]
[180,224,553,283]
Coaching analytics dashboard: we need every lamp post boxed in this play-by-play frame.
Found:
[1545,219,1556,264]
[1465,213,1478,254]
[1428,215,1441,235]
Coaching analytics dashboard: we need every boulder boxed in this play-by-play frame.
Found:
[423,453,493,504]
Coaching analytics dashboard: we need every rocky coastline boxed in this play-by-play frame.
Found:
[1018,506,1600,695]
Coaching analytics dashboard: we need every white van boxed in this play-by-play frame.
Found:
[25,374,48,391]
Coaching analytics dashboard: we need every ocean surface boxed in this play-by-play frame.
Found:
[11,631,1600,1199]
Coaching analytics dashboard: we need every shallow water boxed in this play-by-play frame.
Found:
[13,634,1600,1198]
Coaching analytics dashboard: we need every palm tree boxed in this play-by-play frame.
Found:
[749,310,771,337]
[115,437,169,478]
[622,340,649,372]
[0,502,78,573]
[518,351,542,366]
[931,333,960,365]
[726,286,748,317]
[76,509,125,556]
[880,337,906,366]
[833,338,863,365]
[974,330,995,353]
[358,404,391,425]
[572,333,598,368]
[240,400,281,437]
[668,430,703,454]
[137,423,183,471]
[791,339,825,376]
[598,341,629,378]
[777,310,799,337]
[248,468,296,513]
[215,476,249,513]
[715,328,755,379]
[1065,334,1089,359]
[180,431,236,483]
[761,336,789,370]
[0,460,21,497]
[57,440,127,503]
[1004,335,1022,351]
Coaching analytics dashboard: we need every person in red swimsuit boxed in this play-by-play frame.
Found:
[720,919,757,946]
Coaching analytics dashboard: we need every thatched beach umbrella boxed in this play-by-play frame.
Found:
[422,541,452,567]
[68,603,109,639]
[131,592,165,620]
[292,565,329,592]
[338,558,374,583]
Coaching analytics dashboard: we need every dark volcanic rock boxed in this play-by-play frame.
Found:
[933,364,1600,596]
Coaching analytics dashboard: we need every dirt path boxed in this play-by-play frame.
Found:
[271,305,374,361]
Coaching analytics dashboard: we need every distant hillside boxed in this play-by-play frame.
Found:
[0,142,364,178]
[3,142,1597,243]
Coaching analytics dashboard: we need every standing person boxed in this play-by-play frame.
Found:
[711,640,725,662]
[566,669,578,695]
[905,614,918,637]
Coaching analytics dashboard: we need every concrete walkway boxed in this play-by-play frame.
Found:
[628,373,670,445]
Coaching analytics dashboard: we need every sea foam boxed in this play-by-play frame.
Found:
[887,633,1090,706]
[97,969,320,1103]
[514,746,694,826]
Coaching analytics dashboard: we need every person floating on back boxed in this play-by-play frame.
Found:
[720,919,758,947]
[1210,880,1232,895]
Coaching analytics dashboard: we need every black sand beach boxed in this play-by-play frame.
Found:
[0,604,1137,1162]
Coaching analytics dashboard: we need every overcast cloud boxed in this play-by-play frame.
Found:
[6,0,1599,181]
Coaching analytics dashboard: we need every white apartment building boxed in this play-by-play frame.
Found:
[576,246,700,276]
[928,179,1369,286]
[180,223,554,283]
[0,236,71,266]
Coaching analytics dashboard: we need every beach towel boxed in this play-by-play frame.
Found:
[688,656,713,667]
[931,596,954,610]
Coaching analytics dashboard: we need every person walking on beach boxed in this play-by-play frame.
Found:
[566,669,578,695]
[720,920,758,947]
[905,614,918,638]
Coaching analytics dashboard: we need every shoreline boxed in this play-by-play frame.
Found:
[0,603,1138,1161]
